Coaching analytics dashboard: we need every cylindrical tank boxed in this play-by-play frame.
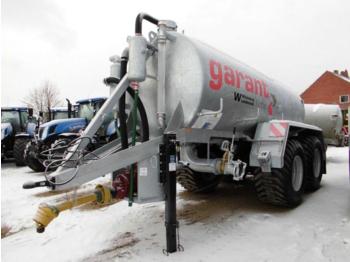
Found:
[304,104,344,146]
[108,55,121,95]
[138,32,305,137]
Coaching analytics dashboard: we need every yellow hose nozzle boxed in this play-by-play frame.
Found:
[33,185,113,233]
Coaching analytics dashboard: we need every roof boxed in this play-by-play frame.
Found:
[1,107,30,111]
[300,70,350,110]
[331,72,350,83]
[75,97,107,104]
[51,107,68,112]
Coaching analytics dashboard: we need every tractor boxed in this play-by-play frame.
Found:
[1,107,37,165]
[24,97,117,172]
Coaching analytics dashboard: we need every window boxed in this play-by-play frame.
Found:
[340,95,349,104]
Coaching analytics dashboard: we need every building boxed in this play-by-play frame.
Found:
[301,69,350,126]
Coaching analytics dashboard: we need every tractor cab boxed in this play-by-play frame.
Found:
[1,107,37,161]
[50,107,71,120]
[75,97,107,121]
[75,97,115,140]
[1,107,35,133]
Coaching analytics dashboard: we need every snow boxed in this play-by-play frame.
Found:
[1,147,350,262]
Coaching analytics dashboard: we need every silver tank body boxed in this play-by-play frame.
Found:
[304,104,343,144]
[138,32,305,137]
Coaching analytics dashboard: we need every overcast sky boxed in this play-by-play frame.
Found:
[1,0,350,106]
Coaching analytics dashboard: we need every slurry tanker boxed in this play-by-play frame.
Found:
[304,104,344,146]
[24,13,326,254]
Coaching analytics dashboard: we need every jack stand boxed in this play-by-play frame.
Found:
[161,133,182,254]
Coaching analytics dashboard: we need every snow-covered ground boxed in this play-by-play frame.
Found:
[1,147,350,262]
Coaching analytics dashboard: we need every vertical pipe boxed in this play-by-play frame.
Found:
[128,86,139,206]
[66,99,72,118]
[119,55,129,150]
[157,24,167,129]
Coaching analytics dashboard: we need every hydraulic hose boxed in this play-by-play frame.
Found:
[119,56,129,150]
[135,13,159,35]
[115,50,149,206]
[107,78,149,143]
[128,88,139,206]
[126,88,149,142]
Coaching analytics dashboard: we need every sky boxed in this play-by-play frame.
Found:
[1,0,350,106]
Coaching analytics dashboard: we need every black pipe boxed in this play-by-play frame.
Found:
[135,13,159,35]
[104,77,149,142]
[66,99,72,118]
[126,88,149,142]
[119,56,129,150]
[48,107,52,121]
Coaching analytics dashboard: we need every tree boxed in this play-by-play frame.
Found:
[23,81,62,114]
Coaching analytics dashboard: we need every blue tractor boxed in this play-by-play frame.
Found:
[1,107,37,165]
[25,97,117,172]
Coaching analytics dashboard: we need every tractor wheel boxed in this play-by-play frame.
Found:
[254,139,305,207]
[299,136,324,191]
[25,142,45,172]
[177,167,221,193]
[14,137,31,166]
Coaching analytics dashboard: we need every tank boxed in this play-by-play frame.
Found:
[304,104,344,146]
[138,32,305,137]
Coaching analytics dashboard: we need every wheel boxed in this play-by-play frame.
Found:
[254,139,305,207]
[177,167,221,193]
[24,141,45,172]
[299,136,324,191]
[13,137,31,166]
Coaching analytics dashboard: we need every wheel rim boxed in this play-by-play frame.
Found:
[313,148,321,178]
[292,155,303,191]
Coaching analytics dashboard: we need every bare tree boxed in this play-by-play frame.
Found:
[23,81,62,114]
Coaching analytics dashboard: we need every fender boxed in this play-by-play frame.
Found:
[57,132,81,139]
[15,132,34,139]
[249,120,325,172]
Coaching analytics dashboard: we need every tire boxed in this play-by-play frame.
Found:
[177,167,221,193]
[25,141,45,172]
[254,139,305,207]
[299,136,324,191]
[14,137,31,166]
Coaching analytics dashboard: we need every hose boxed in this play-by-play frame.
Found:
[135,13,159,35]
[116,51,149,205]
[126,88,149,142]
[119,56,129,150]
[107,77,149,143]
[128,88,139,206]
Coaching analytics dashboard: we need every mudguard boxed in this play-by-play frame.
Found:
[15,133,33,139]
[57,132,81,139]
[249,120,324,172]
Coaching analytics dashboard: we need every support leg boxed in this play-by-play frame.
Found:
[163,133,178,253]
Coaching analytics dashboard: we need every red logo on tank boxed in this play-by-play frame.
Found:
[209,59,270,98]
